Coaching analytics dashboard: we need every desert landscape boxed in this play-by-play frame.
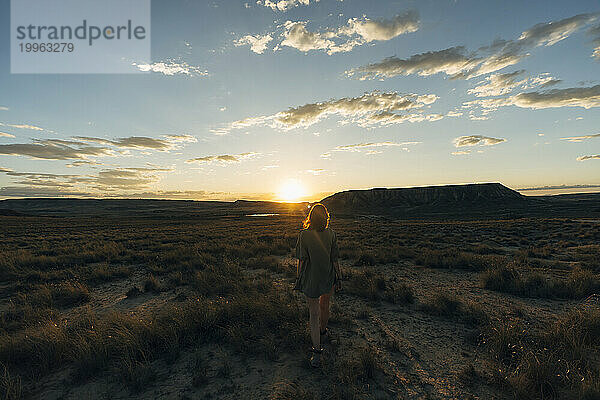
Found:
[1,184,599,400]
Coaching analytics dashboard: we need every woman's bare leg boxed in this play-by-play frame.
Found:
[307,297,320,349]
[319,286,334,333]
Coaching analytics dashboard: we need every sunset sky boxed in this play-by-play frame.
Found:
[1,0,599,201]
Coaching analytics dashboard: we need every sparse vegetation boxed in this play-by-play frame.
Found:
[484,308,600,399]
[421,292,489,326]
[482,262,600,299]
[1,211,599,399]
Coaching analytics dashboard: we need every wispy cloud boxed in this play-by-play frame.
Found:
[0,166,173,196]
[518,184,600,191]
[350,13,598,80]
[186,152,259,164]
[453,135,506,147]
[0,132,15,138]
[0,142,114,160]
[467,70,559,97]
[465,84,600,114]
[132,60,208,76]
[277,11,419,54]
[333,141,420,152]
[0,107,8,111]
[258,0,318,11]
[235,34,273,54]
[217,90,439,133]
[577,154,600,161]
[560,133,600,142]
[589,23,600,58]
[0,122,45,131]
[0,134,195,160]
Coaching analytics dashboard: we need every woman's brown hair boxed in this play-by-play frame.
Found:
[303,203,330,232]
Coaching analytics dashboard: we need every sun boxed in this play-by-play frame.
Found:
[278,179,307,202]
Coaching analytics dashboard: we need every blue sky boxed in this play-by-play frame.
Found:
[0,0,599,201]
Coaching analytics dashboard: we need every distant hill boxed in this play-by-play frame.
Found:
[320,183,599,219]
[321,183,523,210]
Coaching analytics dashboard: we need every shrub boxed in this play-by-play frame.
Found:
[421,292,488,326]
[485,308,600,399]
[482,263,600,299]
[143,275,162,293]
[383,283,414,304]
[354,253,376,267]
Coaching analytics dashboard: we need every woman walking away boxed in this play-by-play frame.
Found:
[295,203,342,368]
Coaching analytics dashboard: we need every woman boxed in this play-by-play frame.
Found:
[295,203,342,368]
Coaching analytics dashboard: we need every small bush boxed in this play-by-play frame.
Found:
[345,269,386,300]
[354,253,376,267]
[384,283,414,304]
[421,292,488,326]
[482,263,600,299]
[143,275,162,293]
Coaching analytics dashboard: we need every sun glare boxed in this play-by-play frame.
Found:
[278,179,306,202]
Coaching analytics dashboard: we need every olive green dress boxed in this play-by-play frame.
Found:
[295,227,339,298]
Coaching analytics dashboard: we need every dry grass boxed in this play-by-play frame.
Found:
[484,308,600,399]
[1,214,600,398]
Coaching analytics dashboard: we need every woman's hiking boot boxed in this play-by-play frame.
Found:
[310,347,323,368]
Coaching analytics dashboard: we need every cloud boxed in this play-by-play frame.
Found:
[465,84,600,112]
[0,186,90,198]
[589,24,600,58]
[0,122,45,131]
[560,133,600,142]
[510,85,600,109]
[275,11,419,54]
[453,135,506,147]
[351,13,598,80]
[451,150,471,155]
[0,134,194,161]
[95,168,160,188]
[258,0,318,11]
[333,141,420,152]
[162,134,198,143]
[132,60,208,76]
[518,184,600,191]
[337,11,419,42]
[66,160,103,168]
[468,71,560,97]
[0,166,173,196]
[468,70,526,97]
[577,154,600,161]
[74,136,177,150]
[351,46,481,79]
[0,132,15,138]
[220,91,439,133]
[0,107,8,111]
[186,152,259,164]
[305,168,325,175]
[235,34,273,54]
[280,21,333,52]
[519,13,598,47]
[0,142,113,160]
